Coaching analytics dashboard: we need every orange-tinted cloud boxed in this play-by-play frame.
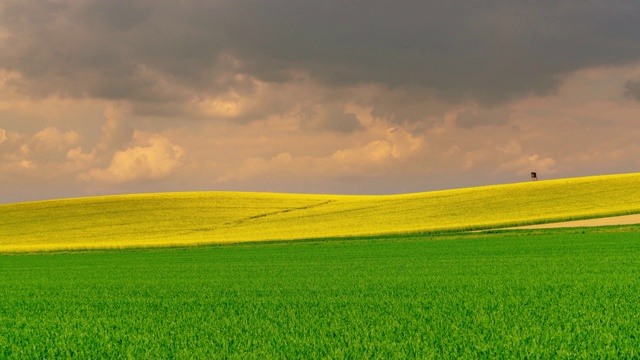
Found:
[83,134,184,183]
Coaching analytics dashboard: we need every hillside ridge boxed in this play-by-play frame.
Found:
[2,172,640,252]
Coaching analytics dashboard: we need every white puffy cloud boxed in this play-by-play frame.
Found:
[66,147,96,167]
[0,127,80,169]
[83,134,184,183]
[217,127,423,183]
[28,127,80,153]
[331,127,423,166]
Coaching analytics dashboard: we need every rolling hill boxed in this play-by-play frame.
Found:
[1,173,640,252]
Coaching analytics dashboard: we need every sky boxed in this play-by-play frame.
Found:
[2,0,640,203]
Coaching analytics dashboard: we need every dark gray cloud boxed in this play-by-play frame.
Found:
[2,0,640,110]
[456,107,511,129]
[624,79,640,101]
[297,105,363,133]
[224,0,640,104]
[1,0,229,101]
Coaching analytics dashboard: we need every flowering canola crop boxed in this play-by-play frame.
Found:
[2,173,640,252]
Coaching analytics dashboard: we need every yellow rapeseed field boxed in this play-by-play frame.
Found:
[2,173,640,252]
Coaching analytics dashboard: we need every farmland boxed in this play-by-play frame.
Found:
[2,172,640,252]
[2,173,640,357]
[2,226,640,358]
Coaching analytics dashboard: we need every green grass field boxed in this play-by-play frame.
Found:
[2,173,640,252]
[2,226,640,358]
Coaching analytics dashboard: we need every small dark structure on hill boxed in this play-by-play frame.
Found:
[531,172,538,181]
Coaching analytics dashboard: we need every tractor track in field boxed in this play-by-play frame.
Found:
[191,200,336,233]
[225,200,335,225]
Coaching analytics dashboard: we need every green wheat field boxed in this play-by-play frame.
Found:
[2,173,640,358]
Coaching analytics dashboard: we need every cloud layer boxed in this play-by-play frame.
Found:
[3,1,640,108]
[2,1,640,203]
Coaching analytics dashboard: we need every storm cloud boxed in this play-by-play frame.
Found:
[2,0,640,108]
[624,79,640,101]
[2,1,640,203]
